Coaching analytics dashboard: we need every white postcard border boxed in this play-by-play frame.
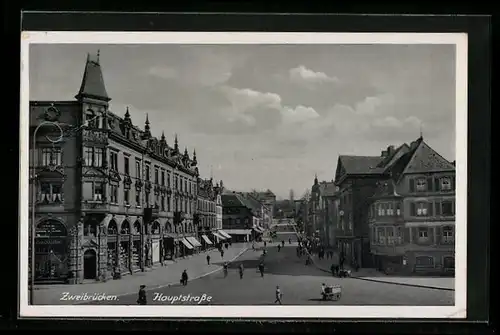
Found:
[19,31,468,319]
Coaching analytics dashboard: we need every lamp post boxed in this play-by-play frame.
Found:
[30,121,64,304]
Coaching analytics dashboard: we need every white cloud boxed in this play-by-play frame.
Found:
[219,86,282,112]
[281,105,320,124]
[289,65,339,86]
[372,115,422,129]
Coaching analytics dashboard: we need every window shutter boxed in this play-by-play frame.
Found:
[428,202,433,216]
[434,177,440,192]
[435,201,441,216]
[409,179,415,192]
[410,202,416,216]
[426,177,433,191]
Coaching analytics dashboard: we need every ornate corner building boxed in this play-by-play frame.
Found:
[29,52,210,284]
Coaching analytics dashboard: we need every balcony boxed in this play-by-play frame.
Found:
[82,129,108,144]
[81,199,109,211]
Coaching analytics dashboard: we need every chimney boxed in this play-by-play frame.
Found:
[387,145,395,156]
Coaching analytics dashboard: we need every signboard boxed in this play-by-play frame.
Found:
[36,220,67,237]
[35,239,64,245]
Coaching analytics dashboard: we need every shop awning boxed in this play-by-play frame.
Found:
[186,236,202,248]
[223,229,252,235]
[180,238,194,249]
[201,234,213,245]
[218,230,232,239]
[212,232,226,240]
[163,233,175,238]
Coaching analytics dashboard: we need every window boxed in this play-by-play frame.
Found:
[155,194,160,208]
[175,175,178,189]
[145,164,151,181]
[154,166,159,184]
[167,196,171,211]
[94,148,103,167]
[145,191,150,207]
[39,183,63,203]
[377,227,385,244]
[109,151,118,171]
[41,147,62,166]
[396,203,401,215]
[84,147,93,166]
[416,203,428,216]
[417,227,429,243]
[441,201,454,216]
[440,177,452,191]
[124,156,130,175]
[109,184,118,203]
[83,181,104,201]
[442,226,454,243]
[124,189,130,205]
[161,196,165,211]
[415,256,434,266]
[161,170,165,186]
[184,180,187,193]
[135,159,141,179]
[443,256,455,269]
[167,172,171,187]
[378,204,385,216]
[386,203,394,216]
[135,190,141,207]
[416,178,427,192]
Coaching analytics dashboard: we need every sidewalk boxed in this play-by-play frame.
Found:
[310,255,454,291]
[33,242,251,305]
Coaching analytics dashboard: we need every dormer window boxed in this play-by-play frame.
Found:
[440,177,452,191]
[416,178,427,191]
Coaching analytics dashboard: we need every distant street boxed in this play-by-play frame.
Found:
[87,243,454,306]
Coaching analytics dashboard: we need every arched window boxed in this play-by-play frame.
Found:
[152,221,161,235]
[107,220,118,235]
[133,221,141,235]
[120,220,131,235]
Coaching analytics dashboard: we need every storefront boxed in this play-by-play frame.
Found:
[132,221,142,272]
[119,221,131,273]
[222,229,251,243]
[186,236,202,252]
[201,234,214,250]
[179,237,194,257]
[106,220,118,277]
[211,231,226,246]
[218,230,232,241]
[151,221,162,265]
[34,219,69,282]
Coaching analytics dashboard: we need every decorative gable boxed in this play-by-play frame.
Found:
[403,141,455,174]
[83,167,107,179]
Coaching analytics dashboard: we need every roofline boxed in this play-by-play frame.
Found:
[335,172,387,186]
[30,100,79,105]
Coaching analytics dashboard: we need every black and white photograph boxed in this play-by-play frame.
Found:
[19,31,467,319]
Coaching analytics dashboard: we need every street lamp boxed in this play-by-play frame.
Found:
[30,120,64,305]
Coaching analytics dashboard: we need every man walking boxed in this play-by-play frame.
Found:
[137,284,147,305]
[274,285,283,305]
[206,254,211,265]
[181,269,188,286]
[258,262,265,277]
[239,263,244,279]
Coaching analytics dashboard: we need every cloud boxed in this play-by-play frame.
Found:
[289,65,340,86]
[372,115,422,130]
[281,105,320,124]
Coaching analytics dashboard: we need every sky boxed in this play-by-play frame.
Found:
[29,43,456,199]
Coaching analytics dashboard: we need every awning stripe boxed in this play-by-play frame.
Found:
[218,230,232,239]
[180,238,193,249]
[212,232,226,240]
[201,234,213,245]
[186,236,202,247]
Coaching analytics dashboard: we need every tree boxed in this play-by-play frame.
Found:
[289,189,295,201]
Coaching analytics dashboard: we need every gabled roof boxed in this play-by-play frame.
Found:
[76,53,110,102]
[334,155,385,184]
[400,138,455,175]
[221,193,245,207]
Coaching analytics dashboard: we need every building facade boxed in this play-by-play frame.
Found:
[368,137,456,275]
[221,192,264,242]
[29,53,202,284]
[247,190,276,227]
[195,178,220,249]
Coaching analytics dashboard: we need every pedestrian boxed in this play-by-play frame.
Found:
[221,250,224,258]
[339,252,345,271]
[278,244,281,252]
[332,252,340,276]
[239,263,244,279]
[252,242,256,251]
[225,243,229,250]
[274,285,283,305]
[206,254,211,265]
[264,241,267,248]
[181,269,188,286]
[223,262,229,278]
[281,240,285,247]
[137,284,147,305]
[289,238,292,244]
[258,262,265,277]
